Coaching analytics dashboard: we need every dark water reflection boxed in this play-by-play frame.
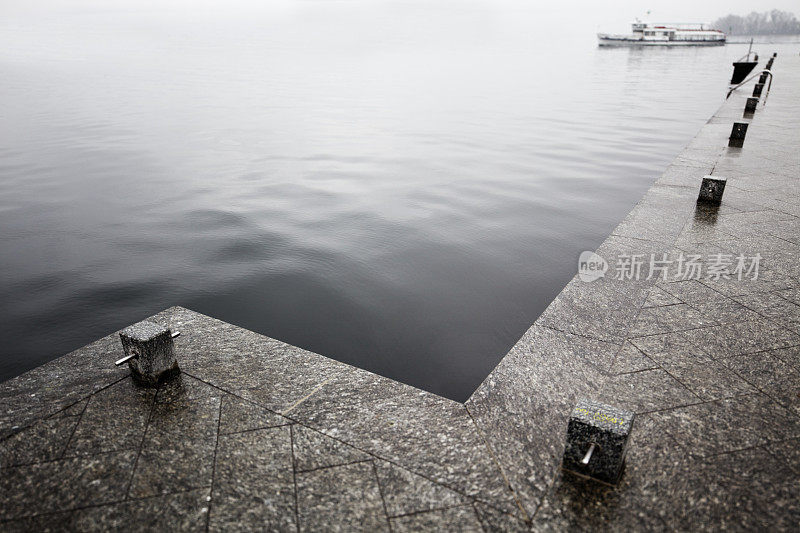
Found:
[1,2,793,400]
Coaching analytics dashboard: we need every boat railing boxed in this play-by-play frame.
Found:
[727,69,773,105]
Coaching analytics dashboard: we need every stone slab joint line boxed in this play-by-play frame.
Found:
[708,144,727,174]
[123,385,158,500]
[58,393,92,461]
[289,425,301,533]
[370,459,393,529]
[204,395,223,533]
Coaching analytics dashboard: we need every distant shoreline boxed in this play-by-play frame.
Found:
[726,36,800,44]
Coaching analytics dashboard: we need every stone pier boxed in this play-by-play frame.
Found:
[1,55,799,530]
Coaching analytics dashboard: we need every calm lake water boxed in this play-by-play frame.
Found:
[1,1,795,400]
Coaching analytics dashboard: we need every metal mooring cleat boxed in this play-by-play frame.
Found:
[745,97,759,114]
[697,175,727,205]
[562,399,634,485]
[117,320,180,385]
[753,83,764,97]
[728,122,748,148]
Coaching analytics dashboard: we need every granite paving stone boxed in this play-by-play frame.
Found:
[286,368,521,516]
[715,234,800,281]
[687,297,764,324]
[735,290,800,324]
[128,441,217,499]
[531,469,642,532]
[72,488,211,532]
[673,209,735,246]
[536,290,644,345]
[720,350,800,414]
[142,394,220,445]
[530,450,698,532]
[0,416,80,467]
[535,270,650,345]
[473,502,530,532]
[292,424,370,472]
[682,319,800,359]
[655,393,800,458]
[155,372,220,404]
[750,217,800,246]
[609,185,696,245]
[389,505,483,532]
[662,359,756,401]
[0,404,41,442]
[127,394,221,498]
[629,331,712,367]
[209,426,296,531]
[641,285,682,308]
[770,344,800,371]
[609,342,658,375]
[765,438,800,476]
[296,461,389,532]
[232,356,364,415]
[5,488,213,532]
[623,411,678,459]
[64,378,155,456]
[657,279,728,304]
[627,303,718,338]
[700,448,800,531]
[0,451,137,521]
[218,394,289,435]
[596,369,699,414]
[775,287,800,306]
[0,511,69,532]
[697,266,794,298]
[656,160,719,188]
[47,397,89,418]
[0,335,128,440]
[465,326,615,517]
[374,459,467,517]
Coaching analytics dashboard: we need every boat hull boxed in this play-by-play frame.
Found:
[598,35,725,47]
[730,61,758,84]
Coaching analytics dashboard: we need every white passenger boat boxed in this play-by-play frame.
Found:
[598,21,726,46]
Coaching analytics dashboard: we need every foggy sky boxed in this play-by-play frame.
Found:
[2,0,798,26]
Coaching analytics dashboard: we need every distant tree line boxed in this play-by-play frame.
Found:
[713,10,800,34]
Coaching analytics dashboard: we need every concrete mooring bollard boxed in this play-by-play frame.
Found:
[745,97,759,113]
[759,72,769,84]
[697,175,727,205]
[729,122,748,147]
[117,320,180,385]
[562,399,634,485]
[753,83,764,97]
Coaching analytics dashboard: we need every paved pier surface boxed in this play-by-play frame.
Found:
[2,55,799,531]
